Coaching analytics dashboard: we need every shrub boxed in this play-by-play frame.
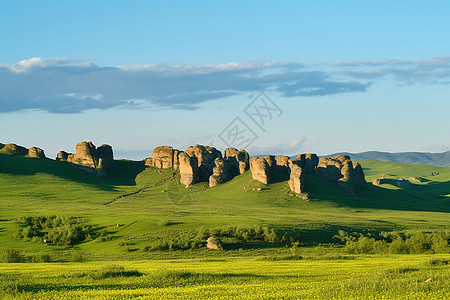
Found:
[0,249,25,263]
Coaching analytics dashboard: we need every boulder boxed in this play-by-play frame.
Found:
[56,141,114,175]
[178,152,199,187]
[206,236,222,250]
[224,148,249,175]
[289,164,304,194]
[185,145,222,181]
[276,155,291,174]
[144,157,153,167]
[338,160,366,193]
[27,147,46,158]
[56,151,70,162]
[209,158,228,187]
[152,146,174,168]
[96,144,114,169]
[250,156,270,184]
[0,143,29,156]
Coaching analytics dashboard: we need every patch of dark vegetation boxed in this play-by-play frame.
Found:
[15,215,110,246]
[262,254,303,261]
[0,249,51,263]
[389,267,419,274]
[136,225,302,252]
[76,265,143,279]
[427,258,449,266]
[334,230,450,254]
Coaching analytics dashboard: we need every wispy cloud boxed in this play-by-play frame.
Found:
[1,56,449,114]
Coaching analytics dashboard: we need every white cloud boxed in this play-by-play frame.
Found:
[1,56,449,114]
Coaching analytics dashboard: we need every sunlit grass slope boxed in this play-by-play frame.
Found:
[0,154,449,255]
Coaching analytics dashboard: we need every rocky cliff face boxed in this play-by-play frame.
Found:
[316,155,366,193]
[57,141,114,175]
[0,143,46,158]
[209,158,228,187]
[152,146,175,168]
[148,145,365,194]
[250,157,270,184]
[224,148,249,175]
[289,164,304,193]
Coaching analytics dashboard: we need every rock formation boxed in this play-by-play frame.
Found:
[316,157,344,182]
[206,236,222,250]
[0,143,46,159]
[209,158,228,187]
[152,146,174,168]
[185,145,222,181]
[250,156,270,184]
[291,153,319,173]
[27,147,46,158]
[289,164,304,193]
[144,157,153,167]
[56,141,114,175]
[224,148,249,175]
[316,155,366,193]
[147,144,365,193]
[338,160,366,193]
[276,155,291,175]
[173,149,181,170]
[178,152,199,187]
[263,155,276,172]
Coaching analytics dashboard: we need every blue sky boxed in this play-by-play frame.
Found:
[1,1,450,159]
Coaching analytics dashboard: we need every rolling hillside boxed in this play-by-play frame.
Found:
[1,153,449,259]
[328,150,450,167]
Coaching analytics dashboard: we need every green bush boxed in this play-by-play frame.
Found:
[16,215,103,246]
[0,249,26,263]
[335,230,450,254]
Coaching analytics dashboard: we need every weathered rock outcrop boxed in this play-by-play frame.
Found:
[338,160,366,193]
[316,157,343,181]
[173,149,181,170]
[224,148,249,175]
[263,155,276,172]
[209,158,228,187]
[152,146,174,168]
[0,143,46,158]
[144,157,153,167]
[276,155,291,174]
[289,164,304,193]
[250,156,270,184]
[185,145,222,181]
[291,153,319,173]
[1,143,46,158]
[316,155,366,193]
[27,147,46,158]
[57,141,114,175]
[178,152,199,187]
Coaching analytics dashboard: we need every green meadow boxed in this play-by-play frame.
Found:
[0,153,449,299]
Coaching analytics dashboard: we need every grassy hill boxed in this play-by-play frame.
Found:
[1,153,450,299]
[329,150,450,167]
[1,153,449,258]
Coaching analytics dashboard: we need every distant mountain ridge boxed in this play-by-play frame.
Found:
[327,150,450,168]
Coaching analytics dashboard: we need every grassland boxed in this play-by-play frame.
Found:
[0,153,449,298]
[1,255,449,299]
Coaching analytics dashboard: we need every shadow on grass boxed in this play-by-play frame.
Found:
[303,174,450,213]
[0,154,146,192]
